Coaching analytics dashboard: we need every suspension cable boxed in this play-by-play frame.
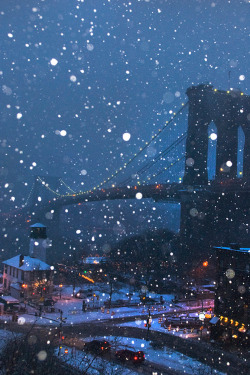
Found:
[119,132,187,186]
[37,176,62,197]
[90,102,189,192]
[60,179,76,194]
[142,155,186,184]
[34,102,188,197]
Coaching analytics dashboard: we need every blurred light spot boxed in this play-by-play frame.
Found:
[50,58,58,66]
[190,208,198,217]
[186,158,194,167]
[123,132,131,141]
[37,350,47,361]
[17,317,25,325]
[136,192,143,199]
[87,43,94,51]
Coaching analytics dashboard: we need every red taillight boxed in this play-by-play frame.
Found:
[101,347,104,350]
[134,356,138,361]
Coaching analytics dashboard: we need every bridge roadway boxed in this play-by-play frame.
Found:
[2,178,250,224]
[36,178,250,211]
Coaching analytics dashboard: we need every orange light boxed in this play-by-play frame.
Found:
[22,284,28,289]
[203,261,208,267]
[64,349,68,354]
[80,274,95,283]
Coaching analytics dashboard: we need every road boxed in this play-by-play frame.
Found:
[1,313,250,375]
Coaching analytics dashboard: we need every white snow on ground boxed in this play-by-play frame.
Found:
[0,283,213,328]
[2,304,168,326]
[58,346,139,375]
[119,316,209,339]
[0,298,213,327]
[0,286,213,328]
[77,335,225,375]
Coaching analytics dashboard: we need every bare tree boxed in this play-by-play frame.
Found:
[0,329,76,375]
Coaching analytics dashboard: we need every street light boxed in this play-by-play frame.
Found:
[59,284,63,299]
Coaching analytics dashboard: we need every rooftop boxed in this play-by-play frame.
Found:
[0,296,20,303]
[30,223,46,228]
[3,254,51,271]
[214,246,250,254]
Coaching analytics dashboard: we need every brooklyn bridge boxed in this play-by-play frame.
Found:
[2,84,250,263]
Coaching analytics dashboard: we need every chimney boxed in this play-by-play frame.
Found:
[19,254,24,267]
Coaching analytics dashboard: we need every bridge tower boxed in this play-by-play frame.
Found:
[183,84,250,184]
[180,84,250,266]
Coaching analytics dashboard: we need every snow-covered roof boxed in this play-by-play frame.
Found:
[0,296,19,303]
[214,246,250,253]
[210,316,220,325]
[10,282,22,290]
[30,223,46,228]
[2,255,51,271]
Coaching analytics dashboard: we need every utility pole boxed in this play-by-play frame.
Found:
[146,308,152,340]
[58,309,67,356]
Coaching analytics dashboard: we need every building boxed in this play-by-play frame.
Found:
[211,244,250,345]
[2,223,53,301]
[0,296,20,313]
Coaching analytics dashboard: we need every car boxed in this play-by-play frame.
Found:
[83,340,111,354]
[75,290,87,299]
[115,349,145,364]
[139,295,156,304]
[44,298,55,306]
